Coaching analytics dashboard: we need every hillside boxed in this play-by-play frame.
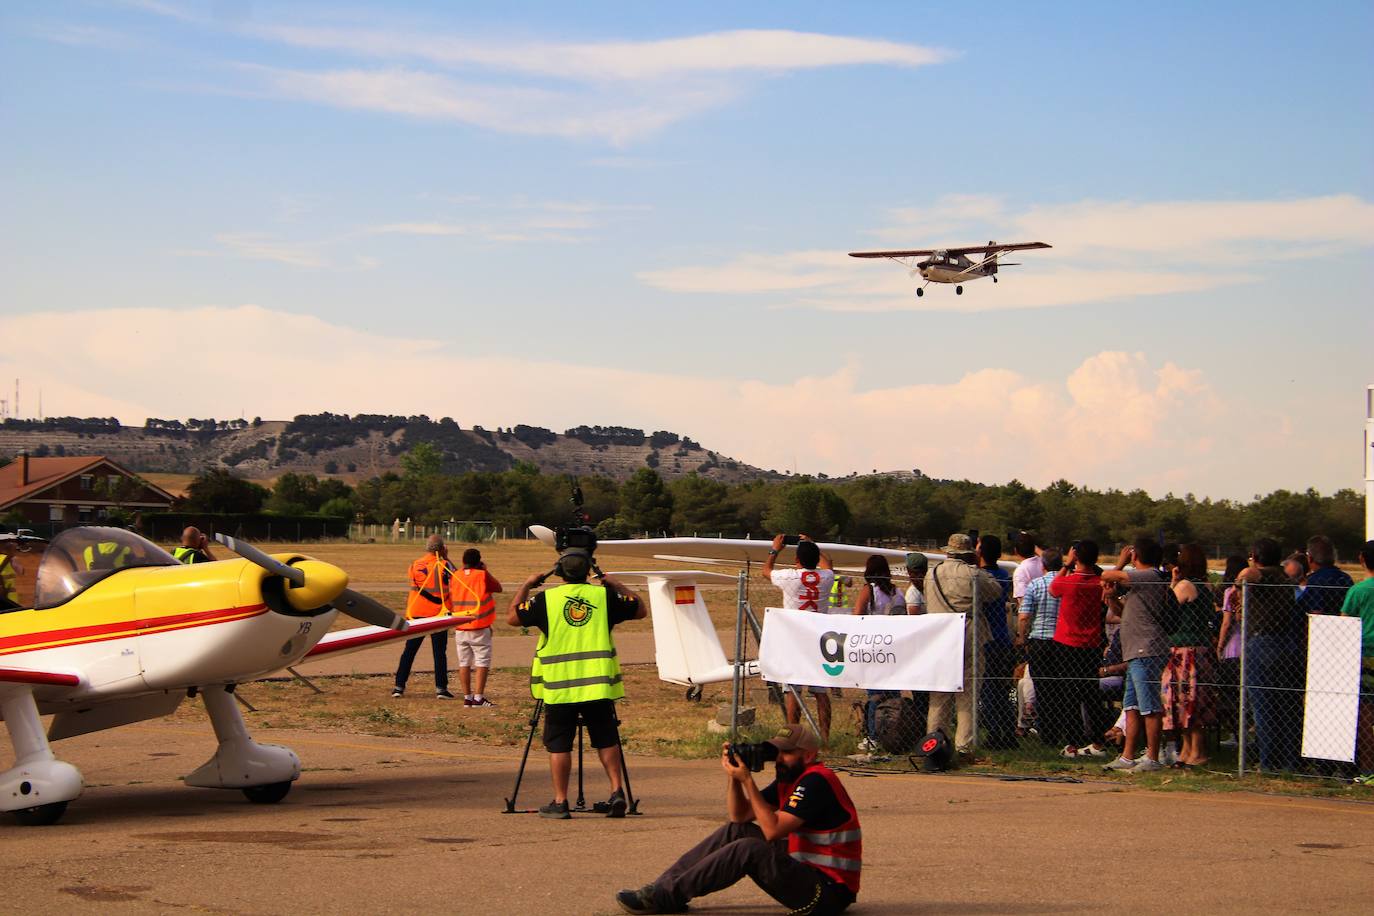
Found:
[0,415,772,483]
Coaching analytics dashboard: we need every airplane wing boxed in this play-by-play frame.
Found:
[529,527,1017,573]
[299,614,471,662]
[848,248,937,258]
[944,241,1051,255]
[849,242,1050,259]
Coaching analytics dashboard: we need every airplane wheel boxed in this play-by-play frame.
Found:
[685,685,704,702]
[11,801,68,826]
[916,288,924,297]
[992,276,998,283]
[242,781,293,804]
[956,285,963,295]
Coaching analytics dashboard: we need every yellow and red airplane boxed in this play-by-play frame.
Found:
[0,526,468,826]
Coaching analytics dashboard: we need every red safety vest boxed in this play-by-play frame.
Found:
[776,763,862,894]
[451,568,497,630]
[405,554,455,619]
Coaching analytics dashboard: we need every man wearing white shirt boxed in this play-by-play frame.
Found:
[762,533,836,741]
[1010,532,1044,611]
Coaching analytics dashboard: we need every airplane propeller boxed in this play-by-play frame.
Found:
[215,533,407,631]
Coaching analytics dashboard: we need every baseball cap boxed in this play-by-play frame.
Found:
[765,723,820,753]
[904,552,929,577]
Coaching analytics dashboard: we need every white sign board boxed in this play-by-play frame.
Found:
[758,608,966,692]
[1302,614,1362,763]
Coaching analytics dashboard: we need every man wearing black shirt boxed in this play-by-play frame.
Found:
[616,723,861,915]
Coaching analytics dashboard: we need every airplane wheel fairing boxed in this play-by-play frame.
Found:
[242,781,292,804]
[11,801,67,826]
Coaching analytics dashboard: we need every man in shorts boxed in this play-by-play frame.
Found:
[451,548,502,706]
[762,534,836,742]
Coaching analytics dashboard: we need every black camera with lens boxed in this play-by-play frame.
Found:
[553,483,598,557]
[726,741,779,772]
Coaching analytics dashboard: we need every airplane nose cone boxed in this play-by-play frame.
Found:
[283,560,350,612]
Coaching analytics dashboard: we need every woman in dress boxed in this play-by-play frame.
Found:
[1161,543,1217,767]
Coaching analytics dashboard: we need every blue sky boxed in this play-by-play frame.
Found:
[2,1,1371,499]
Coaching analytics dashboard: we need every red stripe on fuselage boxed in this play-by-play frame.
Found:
[0,604,270,655]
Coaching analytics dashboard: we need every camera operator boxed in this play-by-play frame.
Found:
[615,723,860,915]
[507,547,646,820]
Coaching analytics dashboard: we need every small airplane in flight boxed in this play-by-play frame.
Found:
[0,526,469,826]
[849,240,1051,296]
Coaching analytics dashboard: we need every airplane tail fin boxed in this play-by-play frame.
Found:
[619,571,757,686]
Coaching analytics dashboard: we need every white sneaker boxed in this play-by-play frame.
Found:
[1102,756,1138,772]
[858,737,878,752]
[1132,757,1165,773]
[1159,745,1179,767]
[1077,744,1108,758]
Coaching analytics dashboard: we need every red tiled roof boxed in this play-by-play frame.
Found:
[0,456,175,509]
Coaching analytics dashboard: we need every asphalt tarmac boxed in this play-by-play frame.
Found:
[5,721,1373,914]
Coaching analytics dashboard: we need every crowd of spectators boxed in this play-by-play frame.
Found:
[845,529,1374,781]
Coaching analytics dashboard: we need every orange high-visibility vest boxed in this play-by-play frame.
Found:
[451,567,497,630]
[777,763,862,894]
[405,554,456,619]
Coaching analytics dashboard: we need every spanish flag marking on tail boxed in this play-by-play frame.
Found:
[674,585,696,605]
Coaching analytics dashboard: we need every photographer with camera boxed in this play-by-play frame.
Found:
[507,541,646,820]
[615,723,860,915]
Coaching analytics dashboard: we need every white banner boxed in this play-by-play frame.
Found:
[1302,614,1362,763]
[758,608,966,692]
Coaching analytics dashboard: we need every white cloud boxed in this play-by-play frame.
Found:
[211,232,327,268]
[0,305,1307,498]
[643,194,1371,311]
[123,5,952,142]
[248,26,953,81]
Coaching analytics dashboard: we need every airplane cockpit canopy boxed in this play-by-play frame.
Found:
[31,526,178,610]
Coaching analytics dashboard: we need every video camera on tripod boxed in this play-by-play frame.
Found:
[546,482,601,582]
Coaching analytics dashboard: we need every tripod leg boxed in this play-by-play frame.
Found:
[617,736,640,815]
[575,718,587,811]
[503,700,543,813]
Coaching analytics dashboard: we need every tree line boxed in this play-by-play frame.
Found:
[175,442,1368,557]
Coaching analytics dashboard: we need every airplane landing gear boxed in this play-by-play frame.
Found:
[11,801,68,826]
[242,781,293,804]
[916,287,924,297]
[956,285,964,295]
[992,276,998,283]
[685,685,704,702]
[1,689,84,825]
[185,686,300,799]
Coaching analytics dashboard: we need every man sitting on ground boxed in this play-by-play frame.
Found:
[616,723,860,915]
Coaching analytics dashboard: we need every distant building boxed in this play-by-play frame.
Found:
[0,454,174,533]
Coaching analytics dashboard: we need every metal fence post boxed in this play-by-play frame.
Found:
[731,570,747,740]
[1238,581,1249,777]
[969,574,980,750]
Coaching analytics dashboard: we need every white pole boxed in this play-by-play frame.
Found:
[1365,384,1374,541]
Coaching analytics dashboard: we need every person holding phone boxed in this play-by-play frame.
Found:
[763,533,836,742]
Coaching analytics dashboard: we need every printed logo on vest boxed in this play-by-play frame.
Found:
[562,595,596,627]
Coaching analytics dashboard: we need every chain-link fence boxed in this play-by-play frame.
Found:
[823,573,1370,781]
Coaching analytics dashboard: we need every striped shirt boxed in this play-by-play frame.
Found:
[1019,572,1061,642]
